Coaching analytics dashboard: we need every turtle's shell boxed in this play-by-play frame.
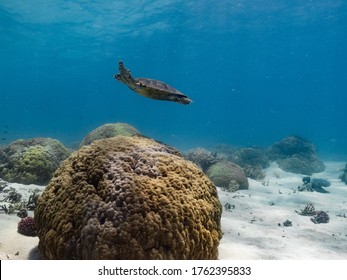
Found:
[135,78,191,104]
[136,78,184,95]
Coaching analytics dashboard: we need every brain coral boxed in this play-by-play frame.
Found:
[80,123,141,146]
[35,136,222,260]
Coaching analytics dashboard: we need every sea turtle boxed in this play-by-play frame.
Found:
[114,61,192,105]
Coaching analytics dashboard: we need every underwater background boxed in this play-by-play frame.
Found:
[1,0,346,159]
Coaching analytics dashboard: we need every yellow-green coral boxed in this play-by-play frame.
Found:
[35,136,222,260]
[0,138,70,185]
[3,146,54,185]
[80,123,141,146]
[206,160,249,192]
[19,146,54,171]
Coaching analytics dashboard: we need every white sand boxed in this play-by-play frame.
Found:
[0,183,44,260]
[218,161,347,259]
[1,162,346,260]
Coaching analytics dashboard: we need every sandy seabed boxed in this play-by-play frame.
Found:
[1,162,346,260]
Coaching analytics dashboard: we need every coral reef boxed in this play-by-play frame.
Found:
[35,136,222,260]
[2,187,22,203]
[17,209,28,218]
[25,188,41,210]
[282,220,292,227]
[338,163,347,184]
[242,164,266,180]
[296,204,329,224]
[0,186,42,215]
[184,147,218,172]
[0,178,8,191]
[0,138,70,185]
[210,143,235,159]
[311,211,330,224]
[229,148,270,169]
[295,203,317,216]
[298,177,331,193]
[18,216,37,236]
[267,135,325,175]
[276,156,325,176]
[206,160,248,192]
[80,123,141,146]
[0,204,20,214]
[224,202,235,212]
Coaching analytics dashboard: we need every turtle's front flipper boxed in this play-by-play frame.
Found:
[114,61,138,89]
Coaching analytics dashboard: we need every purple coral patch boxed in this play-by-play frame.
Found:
[18,216,37,236]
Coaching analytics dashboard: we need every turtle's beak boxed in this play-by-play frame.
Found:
[179,97,192,105]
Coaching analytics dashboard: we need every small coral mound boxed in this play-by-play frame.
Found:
[311,211,330,224]
[185,147,218,172]
[80,123,140,146]
[35,136,222,260]
[206,160,248,192]
[267,135,325,175]
[0,138,70,185]
[242,164,266,180]
[17,209,28,218]
[282,220,292,227]
[18,216,36,236]
[230,148,270,169]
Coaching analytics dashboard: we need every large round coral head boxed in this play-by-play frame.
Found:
[35,135,222,260]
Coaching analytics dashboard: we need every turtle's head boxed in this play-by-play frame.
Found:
[179,97,193,105]
[169,94,192,105]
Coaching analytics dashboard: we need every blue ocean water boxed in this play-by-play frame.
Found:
[1,0,346,159]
